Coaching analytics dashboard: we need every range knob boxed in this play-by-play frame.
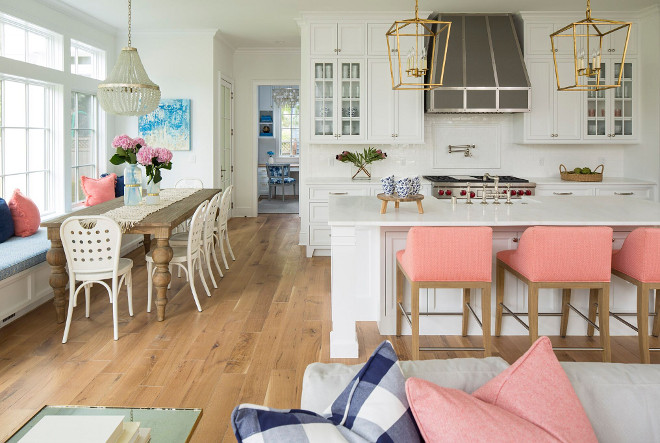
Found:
[445,190,452,196]
[510,190,517,195]
[517,190,524,196]
[460,190,467,196]
[525,190,532,196]
[470,191,476,198]
[438,190,445,196]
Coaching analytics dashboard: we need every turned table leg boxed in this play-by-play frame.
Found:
[46,233,68,323]
[152,237,173,321]
[143,234,152,254]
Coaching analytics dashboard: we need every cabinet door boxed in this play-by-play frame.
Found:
[311,60,337,141]
[584,61,608,139]
[395,89,423,143]
[526,23,555,56]
[607,24,636,56]
[310,23,338,55]
[338,23,366,56]
[367,23,392,56]
[367,59,395,142]
[611,61,634,140]
[338,59,365,141]
[554,60,582,140]
[526,59,554,140]
[258,85,272,111]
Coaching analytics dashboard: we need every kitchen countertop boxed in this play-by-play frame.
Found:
[529,177,656,186]
[328,195,660,227]
[305,177,432,185]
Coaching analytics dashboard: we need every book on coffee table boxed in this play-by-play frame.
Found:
[19,415,125,443]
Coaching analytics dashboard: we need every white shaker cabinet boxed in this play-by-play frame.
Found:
[310,23,366,56]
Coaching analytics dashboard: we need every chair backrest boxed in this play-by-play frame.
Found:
[176,178,204,188]
[266,165,290,179]
[401,227,493,282]
[60,216,122,275]
[218,185,233,229]
[187,200,208,259]
[203,192,222,242]
[615,227,660,282]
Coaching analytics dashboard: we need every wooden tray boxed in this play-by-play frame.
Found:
[560,164,604,182]
[377,193,424,214]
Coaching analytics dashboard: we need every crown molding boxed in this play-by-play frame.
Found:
[31,0,117,34]
[214,32,237,52]
[234,47,301,55]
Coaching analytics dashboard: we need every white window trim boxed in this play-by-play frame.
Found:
[0,12,63,70]
[70,39,106,80]
[70,91,99,205]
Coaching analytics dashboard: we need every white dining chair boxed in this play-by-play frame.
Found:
[60,216,133,343]
[146,200,210,312]
[215,185,236,269]
[175,178,204,188]
[169,192,223,287]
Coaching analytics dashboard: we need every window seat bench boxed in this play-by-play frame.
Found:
[0,228,50,281]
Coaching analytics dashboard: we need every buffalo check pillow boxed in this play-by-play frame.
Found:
[231,341,421,442]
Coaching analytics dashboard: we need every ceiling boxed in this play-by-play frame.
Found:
[53,0,658,49]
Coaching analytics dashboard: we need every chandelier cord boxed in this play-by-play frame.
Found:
[128,0,132,47]
[586,0,591,19]
[414,0,419,20]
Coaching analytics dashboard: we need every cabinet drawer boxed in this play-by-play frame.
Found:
[535,186,595,196]
[309,202,329,223]
[310,225,331,246]
[308,186,368,200]
[595,186,653,200]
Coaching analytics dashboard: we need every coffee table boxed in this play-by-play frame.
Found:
[7,405,202,442]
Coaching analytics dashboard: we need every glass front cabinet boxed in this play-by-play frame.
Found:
[584,59,636,141]
[311,59,365,142]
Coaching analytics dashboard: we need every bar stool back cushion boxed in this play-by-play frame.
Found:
[497,226,613,282]
[397,226,492,282]
[612,227,660,283]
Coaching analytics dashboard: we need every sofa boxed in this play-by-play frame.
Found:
[302,356,660,443]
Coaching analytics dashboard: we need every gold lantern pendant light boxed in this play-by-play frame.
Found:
[386,0,451,90]
[550,0,631,91]
[98,0,161,116]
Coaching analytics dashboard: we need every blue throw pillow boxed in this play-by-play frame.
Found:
[0,198,14,243]
[101,173,124,197]
[232,341,421,443]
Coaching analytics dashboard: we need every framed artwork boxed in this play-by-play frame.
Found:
[138,98,191,151]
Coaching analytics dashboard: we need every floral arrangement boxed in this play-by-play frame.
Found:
[336,147,387,179]
[137,146,173,184]
[109,135,146,165]
[267,151,275,157]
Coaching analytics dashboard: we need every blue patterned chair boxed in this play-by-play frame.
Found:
[266,164,296,201]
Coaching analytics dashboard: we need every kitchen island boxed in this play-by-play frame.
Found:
[328,195,660,358]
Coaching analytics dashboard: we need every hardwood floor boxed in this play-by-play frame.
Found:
[0,214,658,441]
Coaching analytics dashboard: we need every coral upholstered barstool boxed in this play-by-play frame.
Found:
[495,226,613,362]
[396,227,493,360]
[611,228,660,364]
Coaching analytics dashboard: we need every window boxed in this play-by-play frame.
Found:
[0,13,62,70]
[279,102,299,157]
[0,77,53,214]
[71,92,97,204]
[70,40,105,80]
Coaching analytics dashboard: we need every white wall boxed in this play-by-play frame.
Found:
[115,31,216,189]
[232,50,301,216]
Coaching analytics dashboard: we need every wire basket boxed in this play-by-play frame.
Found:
[559,164,604,182]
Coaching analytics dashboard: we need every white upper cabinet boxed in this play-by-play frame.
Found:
[310,23,366,56]
[367,23,393,56]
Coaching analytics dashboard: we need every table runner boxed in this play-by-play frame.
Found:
[94,188,199,232]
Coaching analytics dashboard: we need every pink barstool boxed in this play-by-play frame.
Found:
[495,226,613,362]
[396,227,493,360]
[611,228,660,364]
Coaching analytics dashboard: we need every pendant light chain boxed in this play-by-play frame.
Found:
[128,0,132,47]
[586,0,591,19]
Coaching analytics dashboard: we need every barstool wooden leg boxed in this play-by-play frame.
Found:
[411,282,420,360]
[462,288,470,337]
[528,283,539,345]
[396,263,404,337]
[560,288,571,338]
[587,289,598,337]
[599,285,611,362]
[637,283,650,364]
[482,284,492,357]
[653,289,660,338]
[495,262,505,337]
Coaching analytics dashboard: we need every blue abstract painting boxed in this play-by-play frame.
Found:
[138,99,191,151]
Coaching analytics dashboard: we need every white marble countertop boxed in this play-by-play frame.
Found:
[328,195,660,227]
[529,177,656,186]
[305,176,433,185]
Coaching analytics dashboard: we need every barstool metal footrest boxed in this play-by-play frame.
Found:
[466,302,482,328]
[500,303,529,330]
[567,303,599,331]
[553,346,605,351]
[610,311,639,332]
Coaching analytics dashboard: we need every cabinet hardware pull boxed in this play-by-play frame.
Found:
[612,238,615,242]
[329,192,348,195]
[553,192,573,195]
[608,134,612,137]
[554,49,558,52]
[512,238,519,243]
[614,192,634,196]
[337,48,341,52]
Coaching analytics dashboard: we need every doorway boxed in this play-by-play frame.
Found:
[257,84,300,214]
[220,77,233,216]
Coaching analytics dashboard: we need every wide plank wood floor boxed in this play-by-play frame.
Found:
[1,214,658,441]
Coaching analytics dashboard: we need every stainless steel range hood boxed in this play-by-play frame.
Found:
[425,14,531,113]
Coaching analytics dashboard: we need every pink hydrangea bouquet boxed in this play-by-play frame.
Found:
[109,135,146,165]
[137,146,173,184]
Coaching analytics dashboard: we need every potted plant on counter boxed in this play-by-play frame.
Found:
[137,146,173,204]
[336,147,387,180]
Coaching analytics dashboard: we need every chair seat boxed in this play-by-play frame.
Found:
[269,177,296,184]
[170,231,189,246]
[74,258,133,281]
[145,247,192,264]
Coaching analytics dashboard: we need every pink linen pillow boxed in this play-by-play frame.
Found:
[406,378,559,442]
[8,189,41,237]
[81,173,117,206]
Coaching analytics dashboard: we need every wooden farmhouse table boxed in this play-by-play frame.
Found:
[40,188,221,323]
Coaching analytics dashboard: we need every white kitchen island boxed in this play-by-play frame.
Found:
[328,195,660,358]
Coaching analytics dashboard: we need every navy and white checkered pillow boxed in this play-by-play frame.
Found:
[232,341,421,442]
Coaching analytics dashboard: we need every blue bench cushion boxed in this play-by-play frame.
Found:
[0,228,50,281]
[269,177,296,185]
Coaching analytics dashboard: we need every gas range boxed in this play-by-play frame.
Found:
[423,175,536,200]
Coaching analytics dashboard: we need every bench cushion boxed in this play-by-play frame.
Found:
[0,228,49,281]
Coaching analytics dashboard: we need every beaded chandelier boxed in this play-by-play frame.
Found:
[272,87,299,108]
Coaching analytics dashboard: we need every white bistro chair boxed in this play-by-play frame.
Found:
[215,185,236,269]
[170,192,223,287]
[60,216,134,343]
[175,178,204,189]
[146,200,210,312]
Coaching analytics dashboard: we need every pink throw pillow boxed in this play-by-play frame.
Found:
[473,336,597,442]
[81,173,117,206]
[406,378,559,442]
[8,189,41,237]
